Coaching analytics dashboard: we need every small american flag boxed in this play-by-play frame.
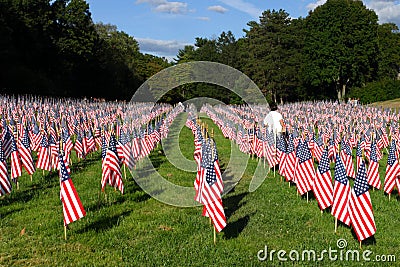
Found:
[0,140,12,196]
[10,133,22,181]
[294,140,315,196]
[101,134,123,194]
[18,127,35,175]
[331,154,350,226]
[198,139,226,232]
[349,161,376,241]
[366,142,381,189]
[59,151,86,226]
[36,134,51,171]
[383,140,400,194]
[313,148,333,210]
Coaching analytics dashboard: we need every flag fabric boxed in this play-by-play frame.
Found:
[349,161,376,241]
[366,142,381,189]
[0,140,12,196]
[331,154,351,226]
[10,133,22,181]
[2,122,12,159]
[383,140,400,194]
[59,151,86,226]
[283,134,296,182]
[294,140,315,196]
[197,139,226,232]
[101,134,124,194]
[313,148,333,210]
[18,127,35,175]
[340,140,355,179]
[36,134,52,171]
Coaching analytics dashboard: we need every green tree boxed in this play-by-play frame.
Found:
[377,23,400,80]
[303,0,379,100]
[241,9,300,103]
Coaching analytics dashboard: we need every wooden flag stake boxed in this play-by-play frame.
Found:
[64,225,67,240]
[213,226,216,245]
[389,193,391,201]
[307,191,309,203]
[123,164,127,180]
[359,241,362,249]
[334,218,338,233]
[30,175,32,182]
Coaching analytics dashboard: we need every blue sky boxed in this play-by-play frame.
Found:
[86,0,400,61]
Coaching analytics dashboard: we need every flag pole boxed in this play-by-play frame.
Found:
[64,224,67,241]
[334,218,338,233]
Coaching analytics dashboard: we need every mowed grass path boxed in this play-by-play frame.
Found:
[1,112,400,266]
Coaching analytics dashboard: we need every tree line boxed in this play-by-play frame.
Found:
[1,0,399,103]
[0,0,171,100]
[174,0,400,104]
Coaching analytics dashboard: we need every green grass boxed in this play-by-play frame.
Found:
[1,112,400,266]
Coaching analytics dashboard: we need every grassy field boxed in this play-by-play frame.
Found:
[369,98,400,110]
[1,112,400,266]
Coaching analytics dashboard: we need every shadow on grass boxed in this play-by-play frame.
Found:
[1,187,37,206]
[69,153,102,173]
[223,212,255,239]
[148,151,167,170]
[78,210,131,233]
[0,207,23,219]
[351,230,376,246]
[223,192,248,219]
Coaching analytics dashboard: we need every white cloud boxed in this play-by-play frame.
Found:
[306,0,326,11]
[218,0,262,18]
[365,0,400,24]
[196,16,211,21]
[306,0,400,25]
[136,0,189,14]
[136,38,192,59]
[207,5,228,14]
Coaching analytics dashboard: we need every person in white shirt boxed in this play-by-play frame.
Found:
[263,101,286,136]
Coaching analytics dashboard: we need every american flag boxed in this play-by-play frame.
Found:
[36,134,52,171]
[197,139,226,232]
[366,142,381,189]
[340,140,355,179]
[313,148,333,210]
[59,151,86,226]
[294,140,315,196]
[283,134,296,182]
[313,135,324,162]
[2,121,12,158]
[0,140,12,196]
[331,154,350,226]
[349,161,376,241]
[18,127,35,175]
[277,134,287,177]
[101,134,124,194]
[10,133,22,181]
[383,140,400,194]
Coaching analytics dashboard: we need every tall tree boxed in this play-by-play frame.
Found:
[377,23,400,80]
[242,9,299,103]
[303,0,379,100]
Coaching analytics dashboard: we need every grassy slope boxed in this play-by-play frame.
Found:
[1,113,400,266]
[369,98,400,110]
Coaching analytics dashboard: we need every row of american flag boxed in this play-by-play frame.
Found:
[0,95,185,228]
[185,107,226,233]
[200,101,400,242]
